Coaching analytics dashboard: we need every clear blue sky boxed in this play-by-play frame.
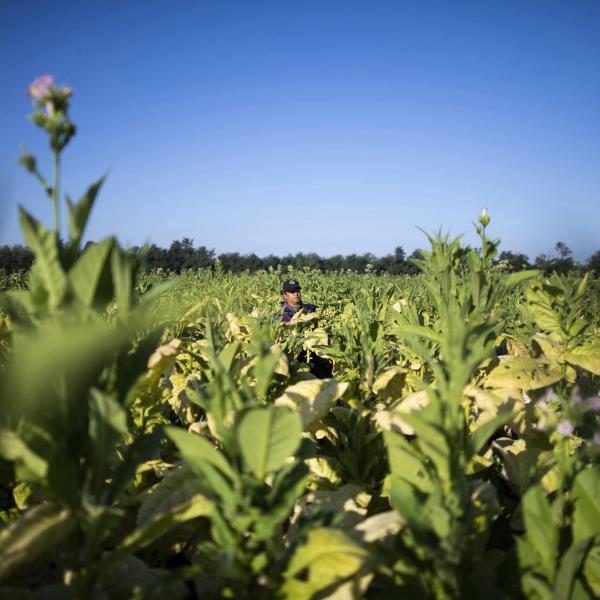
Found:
[1,0,599,261]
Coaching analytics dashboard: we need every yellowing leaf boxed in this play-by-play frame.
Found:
[281,528,370,600]
[484,355,563,391]
[275,379,348,430]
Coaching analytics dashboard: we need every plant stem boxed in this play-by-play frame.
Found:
[52,151,61,236]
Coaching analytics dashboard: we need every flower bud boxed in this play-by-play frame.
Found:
[18,152,36,173]
[479,207,490,227]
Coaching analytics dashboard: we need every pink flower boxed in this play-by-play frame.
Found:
[593,432,600,447]
[586,396,600,412]
[27,74,54,99]
[557,420,574,437]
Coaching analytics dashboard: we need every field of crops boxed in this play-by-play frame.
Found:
[1,78,600,599]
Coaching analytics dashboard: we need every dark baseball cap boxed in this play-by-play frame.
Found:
[282,278,301,293]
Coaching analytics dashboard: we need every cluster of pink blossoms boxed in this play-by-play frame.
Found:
[27,74,72,100]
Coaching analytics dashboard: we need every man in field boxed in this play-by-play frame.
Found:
[277,278,317,323]
[276,279,332,378]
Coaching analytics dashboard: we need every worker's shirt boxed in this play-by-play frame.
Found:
[278,301,317,323]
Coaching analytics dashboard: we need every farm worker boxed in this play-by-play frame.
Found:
[277,278,317,323]
[276,279,332,378]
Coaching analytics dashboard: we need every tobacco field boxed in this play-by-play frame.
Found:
[1,79,599,599]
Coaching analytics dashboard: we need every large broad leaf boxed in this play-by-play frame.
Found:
[372,366,409,403]
[0,429,48,481]
[503,270,539,291]
[384,430,433,494]
[553,536,596,600]
[274,378,348,429]
[0,503,73,580]
[521,484,558,579]
[68,237,115,308]
[526,284,567,339]
[18,207,66,311]
[484,355,563,391]
[354,510,404,543]
[137,466,199,527]
[108,495,212,561]
[292,484,370,536]
[375,390,429,436]
[572,466,600,541]
[165,427,238,507]
[281,527,371,600]
[236,406,302,480]
[564,340,600,376]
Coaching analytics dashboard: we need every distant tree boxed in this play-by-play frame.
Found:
[218,252,243,272]
[0,244,33,273]
[262,254,282,270]
[497,251,531,272]
[242,253,262,271]
[322,254,346,271]
[376,246,407,274]
[405,249,425,274]
[534,242,575,275]
[587,250,600,275]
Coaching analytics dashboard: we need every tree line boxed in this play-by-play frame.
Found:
[1,237,599,276]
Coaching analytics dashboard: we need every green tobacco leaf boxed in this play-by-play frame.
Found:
[109,495,212,561]
[384,430,433,494]
[0,429,48,481]
[0,503,73,580]
[165,427,238,507]
[274,378,348,430]
[484,355,563,391]
[87,388,128,497]
[391,323,442,344]
[388,477,430,533]
[582,546,600,597]
[257,460,309,541]
[572,466,600,541]
[553,536,595,600]
[18,207,66,310]
[236,406,301,480]
[66,176,104,248]
[68,237,115,308]
[394,412,451,482]
[137,466,203,527]
[217,342,241,372]
[564,340,600,376]
[526,284,567,339]
[521,484,558,579]
[105,430,161,504]
[253,350,282,401]
[470,406,514,457]
[111,246,135,317]
[503,270,539,291]
[281,527,370,600]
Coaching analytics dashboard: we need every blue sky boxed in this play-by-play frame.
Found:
[1,0,599,261]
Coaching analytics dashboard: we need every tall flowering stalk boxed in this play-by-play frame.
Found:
[20,74,76,237]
